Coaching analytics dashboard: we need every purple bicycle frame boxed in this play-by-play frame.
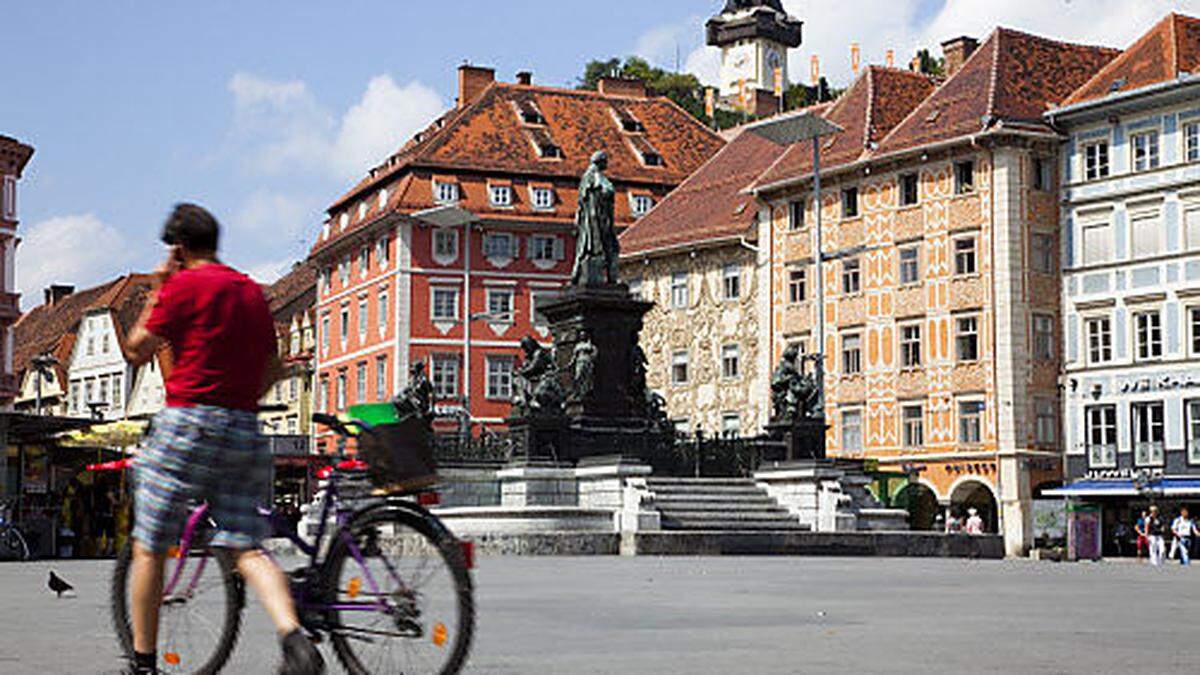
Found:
[163,473,400,617]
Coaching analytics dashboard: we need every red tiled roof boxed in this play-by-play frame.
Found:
[12,279,120,382]
[314,81,724,256]
[1062,13,1200,106]
[266,261,316,316]
[620,125,791,256]
[877,28,1118,154]
[753,67,936,189]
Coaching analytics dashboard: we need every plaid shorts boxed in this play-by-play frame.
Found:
[133,406,271,552]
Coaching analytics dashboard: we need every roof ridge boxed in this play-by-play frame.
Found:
[1170,12,1181,76]
[1059,12,1176,107]
[986,28,1003,121]
[993,24,1120,54]
[862,67,876,149]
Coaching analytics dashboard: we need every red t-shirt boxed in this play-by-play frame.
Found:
[145,263,276,412]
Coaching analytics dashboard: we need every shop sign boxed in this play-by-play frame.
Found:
[1084,467,1163,480]
[1118,373,1200,394]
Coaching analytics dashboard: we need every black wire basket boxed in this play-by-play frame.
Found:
[355,416,438,493]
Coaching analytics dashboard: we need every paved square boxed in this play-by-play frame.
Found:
[2,556,1198,674]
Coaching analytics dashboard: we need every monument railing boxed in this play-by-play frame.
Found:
[432,430,515,467]
[634,431,789,478]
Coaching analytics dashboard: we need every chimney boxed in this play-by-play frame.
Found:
[597,77,647,98]
[941,36,979,77]
[750,89,781,119]
[44,284,74,307]
[516,71,533,86]
[457,64,495,109]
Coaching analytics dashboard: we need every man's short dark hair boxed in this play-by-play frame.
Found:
[161,203,220,252]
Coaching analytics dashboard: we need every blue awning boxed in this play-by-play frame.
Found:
[1045,477,1200,498]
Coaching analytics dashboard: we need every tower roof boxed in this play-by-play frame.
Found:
[707,0,802,48]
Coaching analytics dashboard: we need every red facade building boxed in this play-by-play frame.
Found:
[0,135,34,401]
[309,66,724,452]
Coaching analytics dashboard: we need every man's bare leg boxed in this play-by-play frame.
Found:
[130,543,167,655]
[233,549,300,635]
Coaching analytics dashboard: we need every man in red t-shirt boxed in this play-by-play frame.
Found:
[121,204,323,675]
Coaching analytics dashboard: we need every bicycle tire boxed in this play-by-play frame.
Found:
[111,541,244,675]
[4,528,29,561]
[324,508,474,675]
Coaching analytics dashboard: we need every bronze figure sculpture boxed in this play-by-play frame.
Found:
[571,151,619,286]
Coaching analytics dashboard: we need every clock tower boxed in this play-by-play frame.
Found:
[707,0,803,100]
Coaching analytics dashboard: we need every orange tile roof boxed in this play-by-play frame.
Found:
[13,280,119,383]
[620,125,791,256]
[266,260,316,316]
[1062,13,1200,106]
[314,81,725,256]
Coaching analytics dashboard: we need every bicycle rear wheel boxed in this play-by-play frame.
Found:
[112,541,244,674]
[325,508,474,675]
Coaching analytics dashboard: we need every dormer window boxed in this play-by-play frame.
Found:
[530,186,555,210]
[612,106,646,133]
[489,184,513,207]
[640,150,663,167]
[630,194,654,217]
[433,180,459,205]
[358,202,368,220]
[339,213,349,230]
[378,188,389,209]
[514,98,547,126]
[539,143,563,159]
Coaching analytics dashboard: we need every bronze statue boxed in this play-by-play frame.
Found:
[512,336,565,418]
[571,151,619,286]
[629,343,649,408]
[770,346,823,424]
[394,360,434,424]
[568,331,598,401]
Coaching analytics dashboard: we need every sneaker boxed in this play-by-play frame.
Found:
[279,630,325,675]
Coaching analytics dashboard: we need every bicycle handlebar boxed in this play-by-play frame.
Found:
[312,413,369,438]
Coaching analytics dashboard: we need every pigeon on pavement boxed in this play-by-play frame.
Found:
[48,570,74,598]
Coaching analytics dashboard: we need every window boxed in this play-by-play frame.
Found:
[359,245,369,277]
[376,237,390,268]
[338,256,350,285]
[900,173,919,206]
[433,229,458,262]
[722,264,741,301]
[355,362,367,405]
[432,287,459,322]
[1081,217,1113,265]
[102,333,110,354]
[375,357,387,401]
[530,235,557,263]
[1191,307,1200,356]
[900,323,921,368]
[899,246,920,284]
[1186,122,1200,163]
[1033,314,1054,361]
[487,288,514,322]
[671,272,688,309]
[673,418,691,435]
[902,405,924,448]
[842,333,862,375]
[1033,156,1052,191]
[1187,206,1200,251]
[1036,400,1057,446]
[788,268,807,303]
[112,375,122,409]
[721,413,740,438]
[71,381,80,413]
[484,233,515,260]
[339,213,349,231]
[959,400,984,444]
[485,356,515,399]
[336,371,347,410]
[489,184,513,207]
[539,143,563,159]
[321,315,330,354]
[1130,211,1162,258]
[1131,130,1160,172]
[842,258,861,294]
[0,175,14,220]
[1086,405,1117,468]
[434,181,459,204]
[318,376,329,413]
[954,160,974,194]
[671,351,689,385]
[1134,311,1163,360]
[627,278,643,301]
[1132,401,1165,466]
[87,336,94,356]
[1083,141,1110,180]
[842,410,863,453]
[531,187,555,210]
[378,291,388,334]
[320,268,331,295]
[339,307,349,346]
[1188,399,1200,464]
[432,357,460,399]
[841,187,858,218]
[956,315,979,362]
[631,194,654,217]
[1086,316,1113,364]
[289,376,297,402]
[954,236,977,275]
[1031,233,1054,273]
[358,202,368,221]
[287,416,298,435]
[788,199,806,230]
[357,298,368,339]
[721,344,740,379]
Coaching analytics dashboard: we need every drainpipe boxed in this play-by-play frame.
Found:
[462,222,472,439]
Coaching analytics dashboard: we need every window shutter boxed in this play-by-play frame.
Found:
[553,237,565,260]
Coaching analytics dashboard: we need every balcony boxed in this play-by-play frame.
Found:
[0,292,19,321]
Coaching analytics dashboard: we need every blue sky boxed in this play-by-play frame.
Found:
[4,0,1192,306]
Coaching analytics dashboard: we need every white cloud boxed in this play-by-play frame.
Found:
[18,213,136,305]
[245,258,298,284]
[232,189,315,241]
[228,71,444,182]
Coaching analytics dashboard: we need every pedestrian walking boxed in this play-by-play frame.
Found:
[1146,505,1167,566]
[965,508,984,535]
[1171,507,1198,566]
[1135,510,1149,559]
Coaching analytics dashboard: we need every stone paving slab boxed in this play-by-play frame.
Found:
[2,556,1199,674]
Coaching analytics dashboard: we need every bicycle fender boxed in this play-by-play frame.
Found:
[347,499,456,541]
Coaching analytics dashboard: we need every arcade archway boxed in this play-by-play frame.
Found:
[893,482,939,530]
[949,478,999,533]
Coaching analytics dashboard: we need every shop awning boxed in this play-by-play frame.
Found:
[1045,477,1200,498]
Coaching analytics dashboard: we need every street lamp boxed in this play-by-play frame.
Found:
[31,353,59,415]
[747,112,842,413]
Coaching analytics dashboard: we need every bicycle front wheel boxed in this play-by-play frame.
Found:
[111,541,244,675]
[325,508,474,675]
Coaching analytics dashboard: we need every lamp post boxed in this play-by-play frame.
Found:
[31,353,59,416]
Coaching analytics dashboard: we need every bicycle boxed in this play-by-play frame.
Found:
[110,412,475,674]
[0,500,31,561]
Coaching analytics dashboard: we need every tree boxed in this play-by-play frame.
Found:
[579,56,741,126]
[913,49,945,77]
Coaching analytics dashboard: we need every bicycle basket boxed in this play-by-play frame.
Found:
[355,415,438,492]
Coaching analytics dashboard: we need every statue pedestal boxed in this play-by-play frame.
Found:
[506,416,567,462]
[765,419,828,461]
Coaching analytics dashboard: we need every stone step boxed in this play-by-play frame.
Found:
[655,499,783,511]
[658,509,794,521]
[645,477,757,487]
[646,484,767,496]
[661,518,807,531]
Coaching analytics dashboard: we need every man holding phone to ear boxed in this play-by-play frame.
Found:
[120,203,324,674]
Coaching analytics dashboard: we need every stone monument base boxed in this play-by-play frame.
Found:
[765,419,828,461]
